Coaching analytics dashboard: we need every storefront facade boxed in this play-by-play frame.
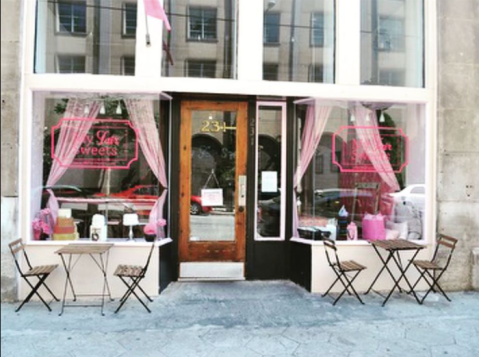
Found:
[5,0,450,299]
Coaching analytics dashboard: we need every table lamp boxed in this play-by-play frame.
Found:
[123,213,139,241]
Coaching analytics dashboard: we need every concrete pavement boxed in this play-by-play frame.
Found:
[2,281,479,357]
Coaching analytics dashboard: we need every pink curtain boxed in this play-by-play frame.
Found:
[125,99,168,237]
[47,99,101,223]
[293,102,332,236]
[353,106,400,192]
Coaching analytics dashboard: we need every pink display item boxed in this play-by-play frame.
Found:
[51,118,139,170]
[362,214,386,241]
[144,0,171,30]
[347,222,358,241]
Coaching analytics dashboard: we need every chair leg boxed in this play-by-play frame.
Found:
[424,270,451,302]
[115,277,151,313]
[38,277,60,302]
[334,271,364,306]
[322,275,341,298]
[17,275,52,312]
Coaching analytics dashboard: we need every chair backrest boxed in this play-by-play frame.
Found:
[323,239,340,268]
[8,239,33,275]
[432,234,458,270]
[141,241,156,277]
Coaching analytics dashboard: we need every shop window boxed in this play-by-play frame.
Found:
[188,7,217,41]
[57,55,86,73]
[361,0,424,87]
[263,63,279,81]
[256,103,286,240]
[263,0,335,83]
[123,2,137,37]
[122,56,135,76]
[30,93,170,241]
[187,60,216,78]
[57,1,87,34]
[310,12,324,47]
[294,101,426,242]
[264,13,280,44]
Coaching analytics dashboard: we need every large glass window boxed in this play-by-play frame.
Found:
[294,101,426,242]
[36,0,137,75]
[163,0,237,79]
[262,0,335,83]
[30,93,170,241]
[361,0,424,87]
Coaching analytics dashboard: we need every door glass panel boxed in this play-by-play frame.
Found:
[190,110,237,242]
[256,106,284,239]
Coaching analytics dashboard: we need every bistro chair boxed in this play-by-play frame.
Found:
[410,234,458,304]
[114,241,156,313]
[9,239,59,312]
[322,239,366,305]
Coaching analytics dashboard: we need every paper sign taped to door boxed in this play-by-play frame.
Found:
[201,189,224,207]
[261,171,278,192]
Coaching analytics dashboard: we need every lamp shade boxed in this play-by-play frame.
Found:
[123,213,139,226]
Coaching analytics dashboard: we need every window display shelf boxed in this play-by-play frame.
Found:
[26,237,172,248]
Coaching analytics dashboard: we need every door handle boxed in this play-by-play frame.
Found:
[238,175,246,208]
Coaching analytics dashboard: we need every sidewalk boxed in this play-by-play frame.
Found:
[2,281,478,357]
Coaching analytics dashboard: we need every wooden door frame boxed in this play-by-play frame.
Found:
[179,101,248,262]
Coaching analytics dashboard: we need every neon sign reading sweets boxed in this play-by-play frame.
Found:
[332,126,408,173]
[52,118,139,170]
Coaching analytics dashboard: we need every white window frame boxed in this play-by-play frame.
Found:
[255,102,287,241]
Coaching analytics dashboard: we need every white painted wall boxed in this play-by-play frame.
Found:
[18,241,168,300]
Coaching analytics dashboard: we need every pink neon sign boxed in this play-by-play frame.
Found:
[51,118,139,170]
[332,126,409,173]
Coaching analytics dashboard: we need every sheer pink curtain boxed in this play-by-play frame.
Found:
[125,99,168,237]
[47,99,101,223]
[293,101,332,236]
[352,106,400,192]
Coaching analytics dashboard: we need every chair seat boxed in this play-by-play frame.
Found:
[114,265,144,278]
[24,264,58,276]
[413,260,443,270]
[339,260,366,272]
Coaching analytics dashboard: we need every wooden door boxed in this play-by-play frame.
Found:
[179,101,247,262]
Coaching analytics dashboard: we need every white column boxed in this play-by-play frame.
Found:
[237,0,263,81]
[135,0,164,77]
[335,0,361,85]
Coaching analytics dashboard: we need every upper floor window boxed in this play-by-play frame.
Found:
[122,56,135,76]
[263,63,279,81]
[311,13,324,47]
[57,55,86,73]
[378,17,405,52]
[188,7,217,41]
[123,3,137,37]
[264,13,280,44]
[187,60,216,78]
[57,1,87,34]
[309,65,324,83]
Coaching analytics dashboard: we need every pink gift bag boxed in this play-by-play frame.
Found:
[347,222,358,241]
[362,214,386,241]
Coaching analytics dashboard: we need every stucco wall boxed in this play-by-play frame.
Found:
[437,0,479,290]
[1,0,22,301]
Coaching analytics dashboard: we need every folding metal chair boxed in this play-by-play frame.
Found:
[114,241,156,313]
[322,239,366,305]
[9,239,59,312]
[410,234,458,304]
